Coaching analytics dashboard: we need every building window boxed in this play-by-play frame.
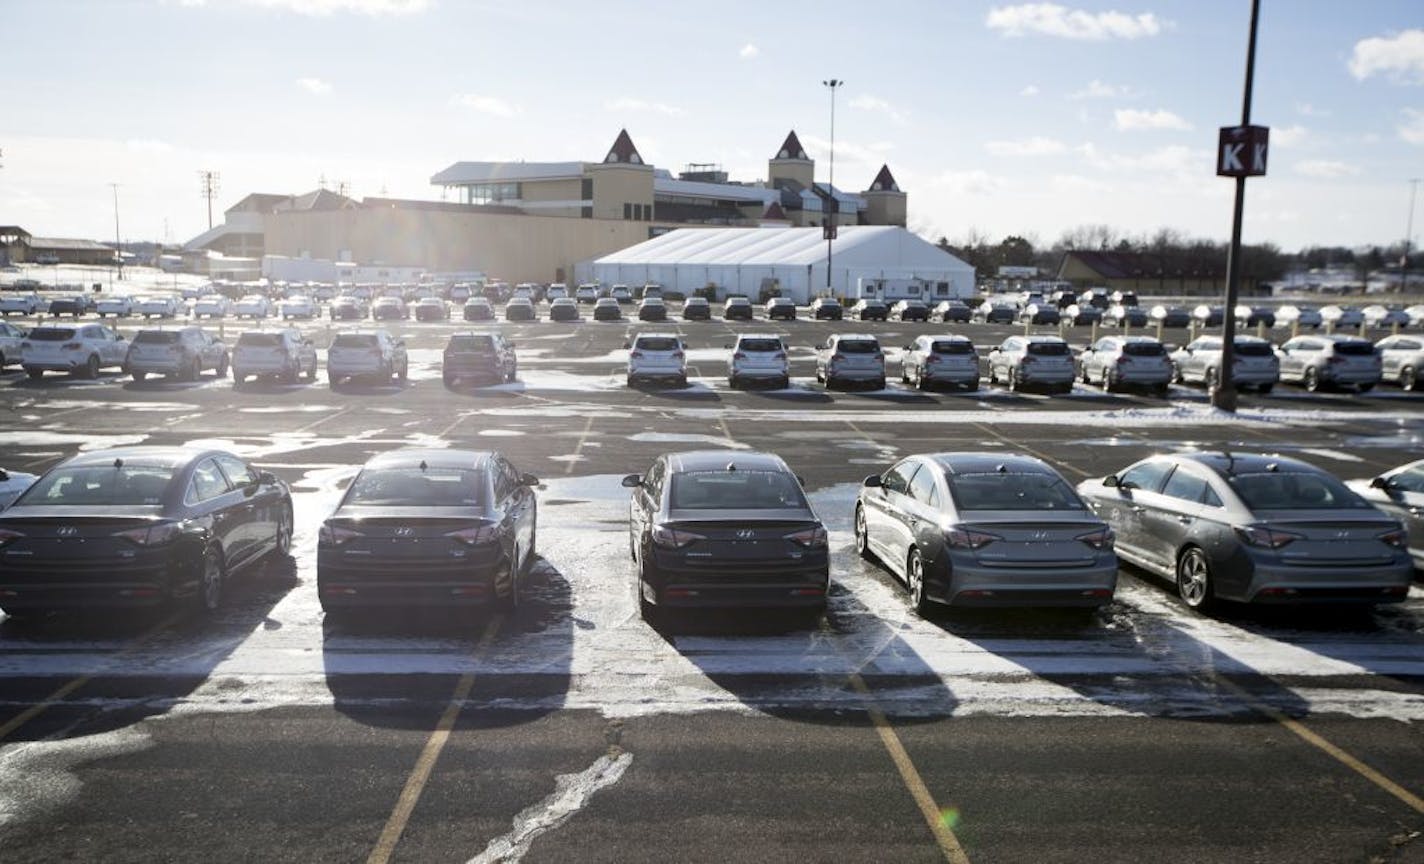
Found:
[466,182,520,205]
[623,203,632,220]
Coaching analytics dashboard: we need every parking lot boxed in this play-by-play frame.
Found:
[1,309,1423,863]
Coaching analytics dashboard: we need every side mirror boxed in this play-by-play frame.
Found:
[862,474,883,488]
[0,469,9,482]
[1102,475,1120,488]
[1370,475,1393,490]
[622,342,631,350]
[620,474,643,488]
[724,344,732,349]
[258,470,277,486]
[796,474,806,487]
[521,473,540,487]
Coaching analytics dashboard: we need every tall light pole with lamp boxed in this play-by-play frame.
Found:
[1403,177,1419,292]
[822,78,842,292]
[110,182,123,283]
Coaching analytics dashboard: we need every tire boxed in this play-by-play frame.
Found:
[328,374,340,389]
[498,551,522,611]
[1357,383,1374,393]
[443,373,456,387]
[906,548,932,617]
[132,370,147,382]
[397,360,408,382]
[854,505,873,561]
[1303,367,1320,392]
[728,376,740,390]
[81,354,100,379]
[193,549,225,615]
[271,504,293,558]
[188,358,202,382]
[1256,383,1274,395]
[216,355,229,378]
[306,362,318,382]
[282,365,299,385]
[966,378,980,392]
[1102,367,1116,393]
[1204,367,1219,391]
[778,376,790,390]
[1007,368,1020,392]
[1176,547,1215,613]
[638,586,659,625]
[1154,383,1169,398]
[1402,366,1418,391]
[873,377,885,390]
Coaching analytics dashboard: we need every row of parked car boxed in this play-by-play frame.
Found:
[0,444,1417,624]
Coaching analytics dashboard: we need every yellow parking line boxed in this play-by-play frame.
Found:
[848,673,971,864]
[563,415,595,475]
[0,611,182,742]
[366,615,502,864]
[1216,678,1424,815]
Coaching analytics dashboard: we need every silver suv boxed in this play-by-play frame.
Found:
[1275,334,1382,393]
[327,330,408,387]
[727,335,789,389]
[986,336,1074,393]
[1169,336,1280,393]
[1375,335,1424,391]
[900,335,979,391]
[626,333,687,387]
[816,334,885,390]
[126,327,229,382]
[1078,336,1172,395]
[232,329,318,386]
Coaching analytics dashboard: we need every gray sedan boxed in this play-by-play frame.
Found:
[854,453,1117,614]
[1079,453,1412,612]
[1347,458,1424,572]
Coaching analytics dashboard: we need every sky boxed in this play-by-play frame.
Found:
[2,0,1422,253]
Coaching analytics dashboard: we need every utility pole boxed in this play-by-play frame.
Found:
[822,78,843,292]
[110,183,123,281]
[1212,0,1266,413]
[199,170,221,230]
[1404,178,1420,293]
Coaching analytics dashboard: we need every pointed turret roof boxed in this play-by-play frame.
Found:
[773,131,809,161]
[603,129,644,165]
[762,201,787,221]
[867,164,900,193]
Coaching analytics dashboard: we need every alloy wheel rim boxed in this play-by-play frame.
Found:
[855,509,867,550]
[909,554,924,605]
[1180,553,1207,604]
[203,556,221,610]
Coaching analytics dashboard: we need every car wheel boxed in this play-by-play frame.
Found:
[443,372,456,387]
[906,548,932,616]
[82,354,100,379]
[1176,547,1215,613]
[1154,383,1170,398]
[854,505,873,561]
[194,549,225,615]
[398,360,408,382]
[217,354,229,378]
[1402,366,1418,391]
[132,370,147,382]
[676,375,688,388]
[189,358,203,382]
[498,551,522,611]
[1303,367,1320,392]
[272,504,293,558]
[966,377,980,392]
[1101,368,1116,393]
[1257,383,1274,395]
[1357,382,1374,393]
[1007,367,1020,392]
[1204,367,1219,390]
[328,374,340,389]
[306,362,318,382]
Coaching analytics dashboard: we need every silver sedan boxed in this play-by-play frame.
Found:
[1347,459,1424,573]
[1078,452,1412,612]
[855,453,1117,614]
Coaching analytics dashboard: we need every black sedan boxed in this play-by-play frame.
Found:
[0,446,292,618]
[317,449,538,614]
[623,450,828,623]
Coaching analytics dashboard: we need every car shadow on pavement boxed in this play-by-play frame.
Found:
[0,552,300,743]
[326,380,415,396]
[7,373,125,390]
[319,554,572,731]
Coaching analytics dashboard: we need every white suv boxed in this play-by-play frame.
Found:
[626,333,687,388]
[727,335,790,389]
[232,329,318,386]
[901,334,980,391]
[327,330,408,387]
[815,334,886,390]
[126,326,229,382]
[986,335,1075,394]
[20,323,129,379]
[0,321,26,370]
[134,295,180,318]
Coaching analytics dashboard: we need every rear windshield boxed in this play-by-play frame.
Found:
[931,341,974,355]
[237,333,281,347]
[818,299,841,307]
[838,340,880,354]
[1334,341,1375,356]
[1228,472,1368,511]
[1235,342,1273,357]
[448,335,495,351]
[635,337,679,351]
[861,301,887,308]
[670,470,807,510]
[947,473,1086,511]
[333,334,378,348]
[727,297,750,305]
[21,465,175,506]
[1027,342,1069,356]
[740,338,783,352]
[134,331,180,344]
[346,468,487,507]
[29,328,76,341]
[1123,342,1166,356]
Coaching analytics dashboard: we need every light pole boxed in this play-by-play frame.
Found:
[110,182,123,282]
[822,78,842,292]
[1404,178,1420,292]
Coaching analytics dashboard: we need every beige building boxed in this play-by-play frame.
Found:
[1057,250,1267,296]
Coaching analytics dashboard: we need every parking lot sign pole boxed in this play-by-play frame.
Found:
[1213,0,1266,412]
[823,79,842,293]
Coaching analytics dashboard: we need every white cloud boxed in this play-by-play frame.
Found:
[297,77,331,95]
[1079,142,1206,178]
[848,94,908,124]
[986,3,1164,40]
[739,43,759,59]
[1294,160,1362,178]
[1114,108,1192,131]
[1070,79,1133,99]
[1020,84,1040,96]
[449,94,518,117]
[934,169,1003,196]
[1400,109,1424,144]
[1348,29,1424,83]
[1051,174,1110,193]
[985,136,1066,156]
[1271,125,1307,147]
[799,135,894,178]
[1295,102,1329,118]
[605,97,685,117]
[184,0,429,13]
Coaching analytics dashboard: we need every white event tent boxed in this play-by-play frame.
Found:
[580,226,974,303]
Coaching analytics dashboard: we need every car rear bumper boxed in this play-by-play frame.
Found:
[1242,559,1413,604]
[317,559,504,608]
[936,559,1118,607]
[642,560,829,609]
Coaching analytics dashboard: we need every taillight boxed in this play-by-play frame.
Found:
[630,350,643,359]
[1116,356,1132,365]
[0,528,25,548]
[927,355,941,364]
[733,352,746,360]
[946,527,999,549]
[319,523,362,546]
[113,522,182,546]
[1377,527,1408,549]
[784,526,828,549]
[445,524,499,546]
[651,524,705,549]
[1234,525,1302,549]
[672,350,685,359]
[1076,527,1115,550]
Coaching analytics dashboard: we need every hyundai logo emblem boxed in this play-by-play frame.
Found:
[56,526,79,537]
[394,527,414,537]
[735,529,756,540]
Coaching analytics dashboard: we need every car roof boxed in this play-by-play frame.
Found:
[1021,335,1067,344]
[59,445,229,469]
[363,448,493,471]
[834,333,879,341]
[633,331,679,339]
[1176,451,1325,477]
[925,334,972,342]
[666,450,790,474]
[927,452,1054,475]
